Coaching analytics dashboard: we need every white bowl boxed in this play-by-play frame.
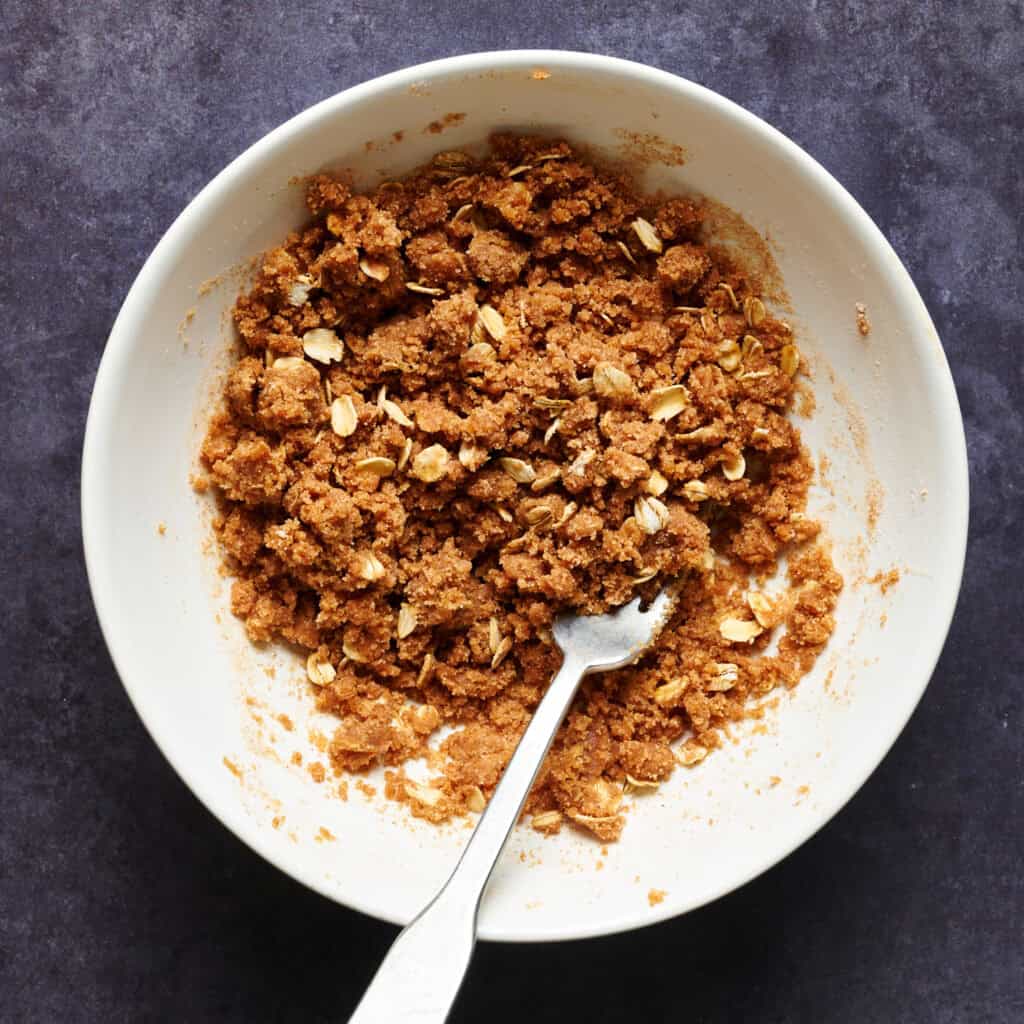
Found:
[82,51,968,942]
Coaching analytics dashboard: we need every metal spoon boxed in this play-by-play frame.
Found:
[348,588,676,1024]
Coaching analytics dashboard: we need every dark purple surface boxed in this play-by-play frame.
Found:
[1,2,1021,1021]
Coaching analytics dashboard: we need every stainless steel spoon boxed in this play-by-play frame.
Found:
[348,588,676,1024]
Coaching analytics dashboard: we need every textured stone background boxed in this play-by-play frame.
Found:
[2,1,1021,1020]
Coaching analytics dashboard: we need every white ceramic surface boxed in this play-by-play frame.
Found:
[81,51,968,942]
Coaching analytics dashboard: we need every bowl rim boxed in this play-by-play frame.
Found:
[81,48,969,942]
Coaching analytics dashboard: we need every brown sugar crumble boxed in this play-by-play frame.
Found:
[855,302,871,336]
[868,568,900,594]
[425,112,466,135]
[200,136,842,843]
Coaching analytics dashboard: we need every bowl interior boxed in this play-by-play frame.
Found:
[82,52,967,941]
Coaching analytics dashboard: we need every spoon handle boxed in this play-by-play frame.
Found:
[348,651,588,1023]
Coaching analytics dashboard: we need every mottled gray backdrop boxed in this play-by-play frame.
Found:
[1,1,1021,1021]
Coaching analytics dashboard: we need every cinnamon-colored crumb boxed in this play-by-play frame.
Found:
[648,888,666,906]
[855,302,871,336]
[868,568,900,594]
[425,112,465,135]
[201,136,842,841]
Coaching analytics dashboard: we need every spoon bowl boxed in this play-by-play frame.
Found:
[553,590,677,673]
